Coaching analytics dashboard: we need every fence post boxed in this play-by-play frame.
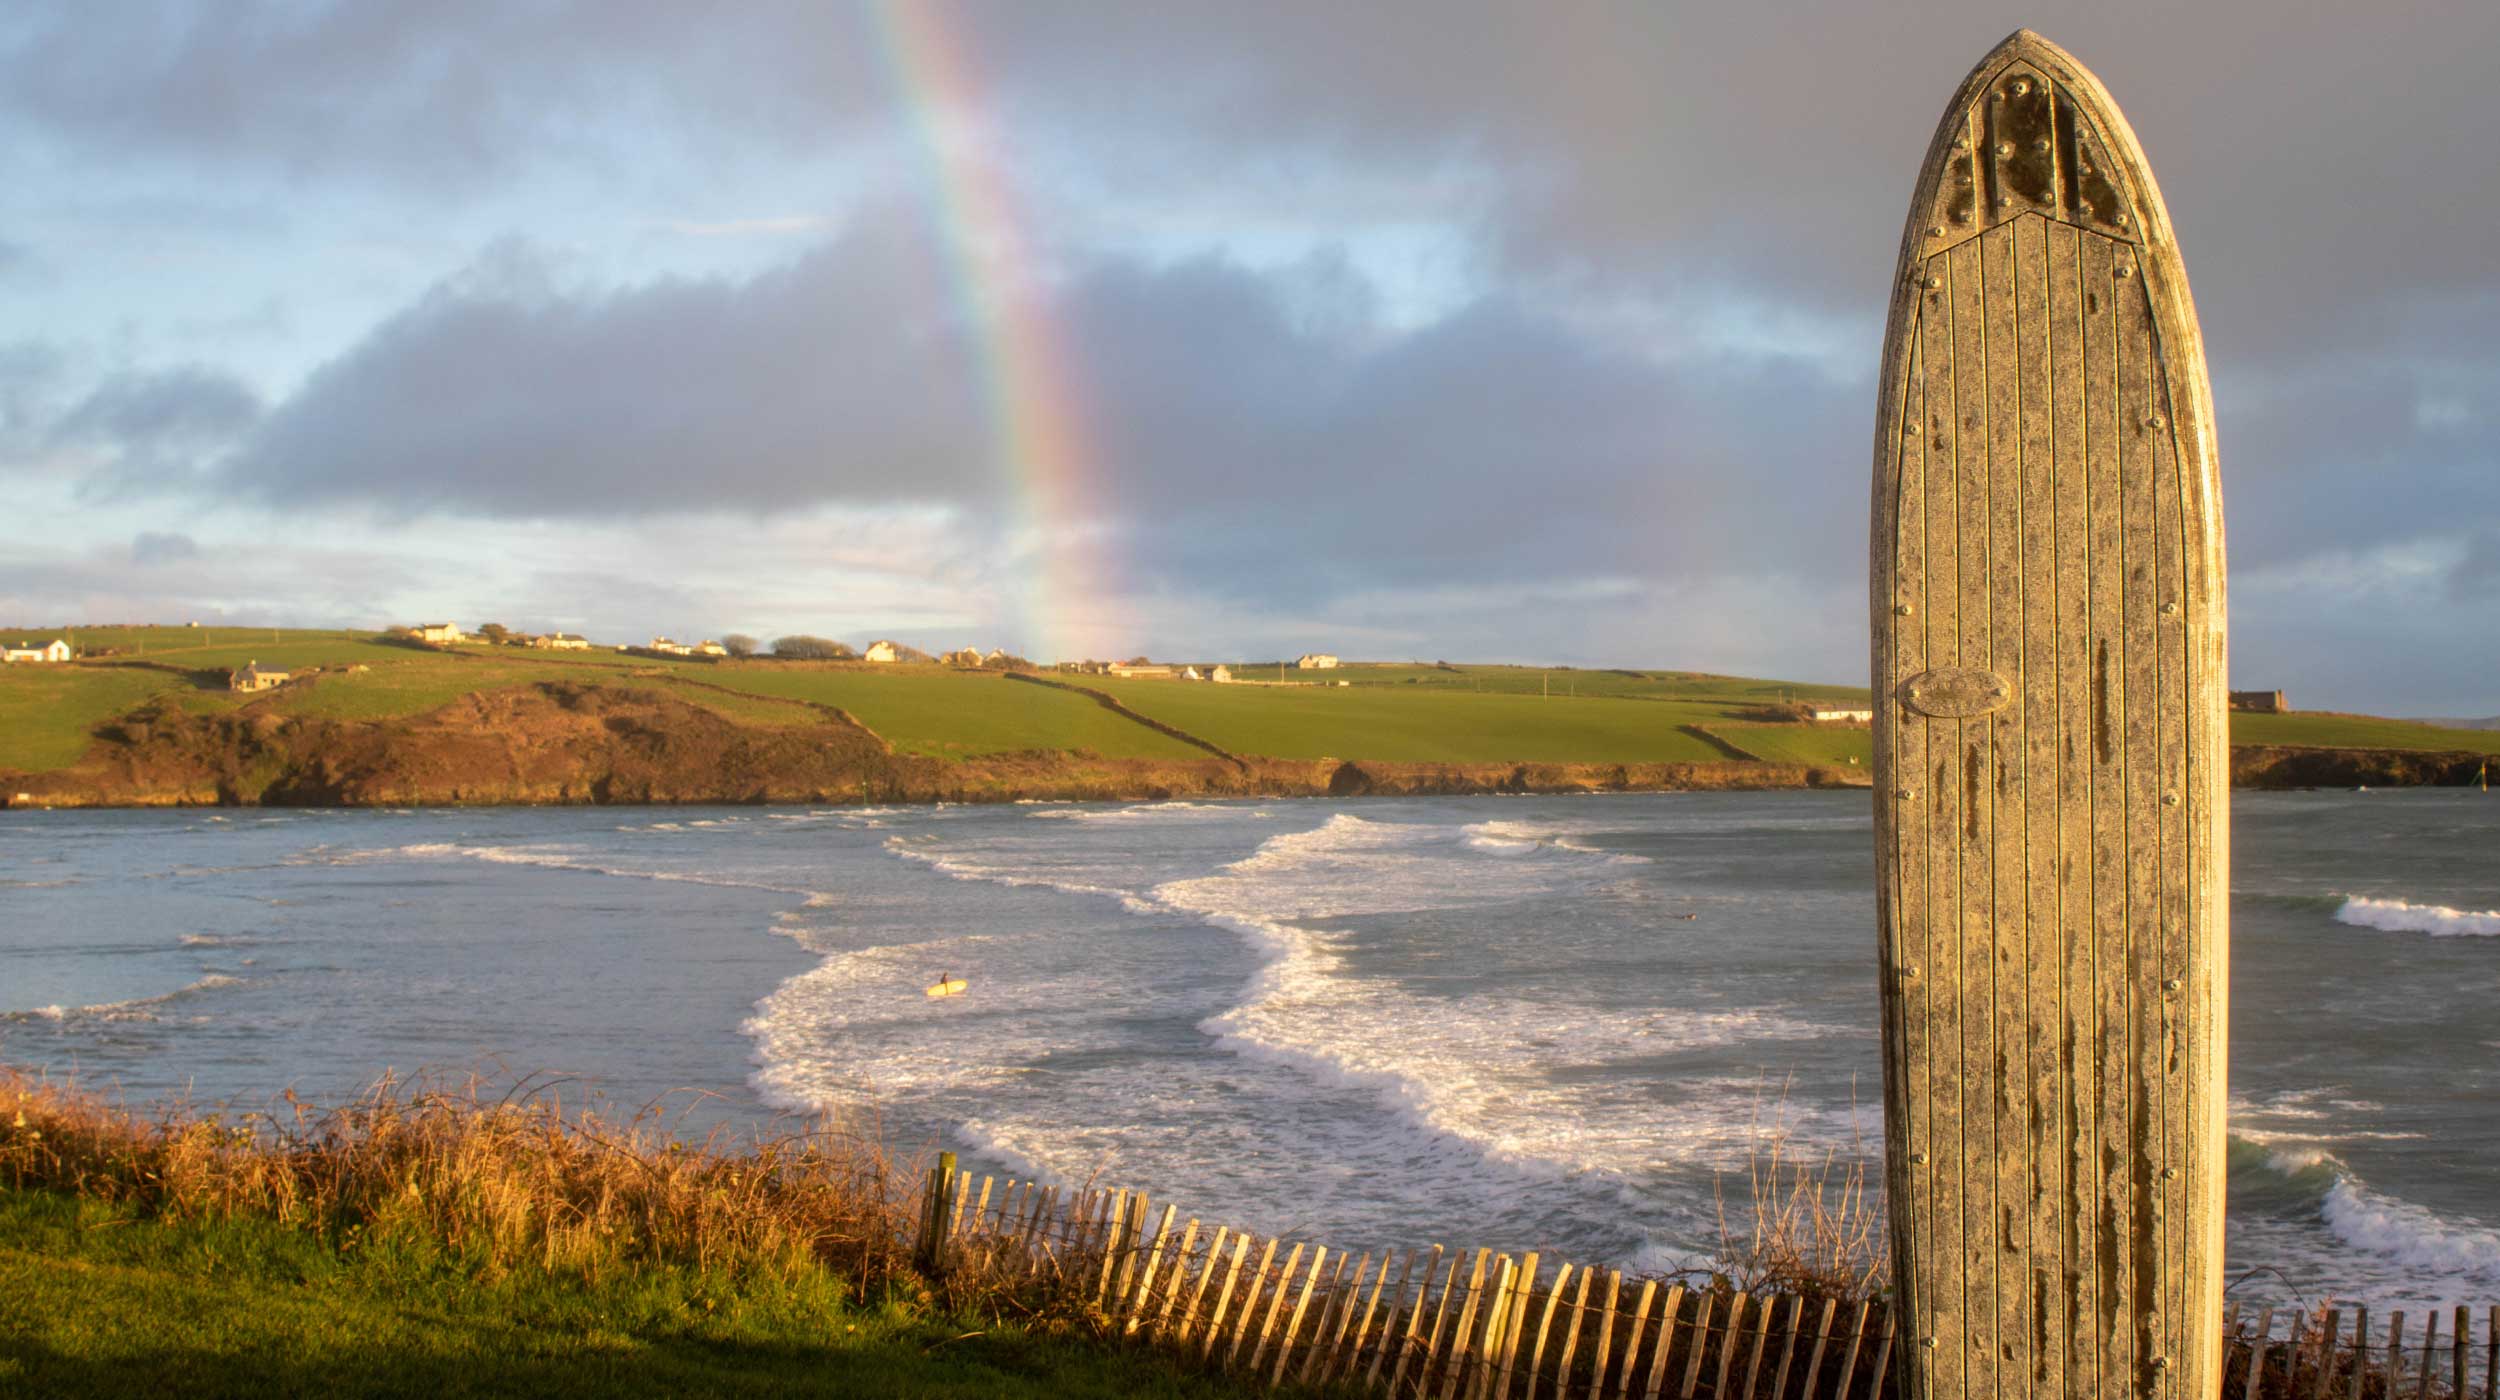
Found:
[914,1151,957,1274]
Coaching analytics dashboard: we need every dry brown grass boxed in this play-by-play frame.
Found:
[1708,1090,1889,1301]
[0,1065,924,1292]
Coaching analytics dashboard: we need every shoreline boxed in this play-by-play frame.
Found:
[2,680,2485,810]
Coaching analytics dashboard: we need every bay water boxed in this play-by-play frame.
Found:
[4,791,2493,1311]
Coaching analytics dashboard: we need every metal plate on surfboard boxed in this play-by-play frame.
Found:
[1868,30,2229,1400]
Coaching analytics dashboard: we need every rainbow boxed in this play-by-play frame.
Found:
[868,1,1128,663]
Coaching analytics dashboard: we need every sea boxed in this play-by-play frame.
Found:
[3,791,2494,1312]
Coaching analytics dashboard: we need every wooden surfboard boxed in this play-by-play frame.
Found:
[1870,30,2228,1400]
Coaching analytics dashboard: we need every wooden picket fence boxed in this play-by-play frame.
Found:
[2223,1302,2500,1399]
[912,1160,2500,1398]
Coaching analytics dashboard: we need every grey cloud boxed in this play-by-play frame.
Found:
[54,366,261,448]
[131,530,201,565]
[2450,532,2500,603]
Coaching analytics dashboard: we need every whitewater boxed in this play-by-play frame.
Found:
[4,789,2494,1310]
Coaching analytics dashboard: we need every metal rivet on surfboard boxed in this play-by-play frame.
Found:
[1925,276,1941,289]
[1929,225,1944,236]
[2160,602,2178,615]
[1896,788,1914,801]
[2011,79,2030,95]
[2116,264,2134,278]
[1910,1151,1929,1164]
[1894,603,1913,615]
[1904,964,1921,978]
[2152,1357,2171,1370]
[1921,1337,1939,1349]
[2164,978,2183,991]
[2163,792,2180,806]
[2161,1167,2178,1180]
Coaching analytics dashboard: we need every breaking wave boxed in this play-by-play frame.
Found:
[2334,896,2500,937]
[5,974,244,1026]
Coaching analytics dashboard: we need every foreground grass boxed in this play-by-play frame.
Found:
[0,1190,1271,1398]
[0,1070,1317,1398]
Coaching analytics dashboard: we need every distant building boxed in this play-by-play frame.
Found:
[1181,665,1203,681]
[2229,690,2286,714]
[1,638,71,664]
[864,640,901,663]
[693,640,728,657]
[229,661,290,692]
[941,647,984,667]
[1295,653,1340,670]
[1107,663,1175,679]
[648,637,693,656]
[1809,707,1875,723]
[411,622,464,644]
[1209,665,1233,684]
[532,633,591,650]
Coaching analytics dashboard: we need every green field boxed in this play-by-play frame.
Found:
[10,628,2495,778]
[2231,711,2500,755]
[1088,677,1737,764]
[0,1190,1272,1400]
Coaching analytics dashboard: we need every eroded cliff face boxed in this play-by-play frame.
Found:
[0,682,1870,809]
[2228,745,2489,789]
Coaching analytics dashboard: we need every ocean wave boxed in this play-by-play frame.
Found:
[2321,1177,2500,1283]
[1026,801,1253,824]
[1461,818,1649,862]
[4,973,244,1026]
[2334,895,2500,937]
[882,835,1163,917]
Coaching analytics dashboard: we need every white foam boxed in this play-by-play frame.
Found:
[6,973,244,1025]
[2321,1175,2500,1286]
[2335,895,2500,937]
[1026,801,1252,824]
[882,834,1163,916]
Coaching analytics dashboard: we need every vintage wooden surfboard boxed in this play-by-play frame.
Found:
[1870,30,2228,1400]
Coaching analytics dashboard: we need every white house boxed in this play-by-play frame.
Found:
[1209,665,1234,684]
[411,622,464,644]
[694,640,728,657]
[1295,653,1340,670]
[1810,707,1875,723]
[1181,665,1203,681]
[532,633,591,650]
[649,637,693,656]
[228,660,290,692]
[1107,662,1174,679]
[1,638,72,664]
[863,640,901,663]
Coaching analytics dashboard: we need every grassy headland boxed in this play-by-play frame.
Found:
[1,626,2492,806]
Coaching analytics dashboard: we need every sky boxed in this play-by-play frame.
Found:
[3,2,2496,714]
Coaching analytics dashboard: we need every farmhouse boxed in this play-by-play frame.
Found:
[863,640,902,663]
[410,622,464,644]
[648,638,693,656]
[1209,665,1233,683]
[1180,666,1203,681]
[531,633,592,650]
[1107,662,1174,679]
[2229,689,2287,713]
[1810,707,1875,723]
[228,661,290,692]
[693,640,728,657]
[1295,653,1340,670]
[1,638,72,664]
[942,647,984,667]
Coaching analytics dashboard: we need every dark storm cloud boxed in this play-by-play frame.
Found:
[216,233,1865,605]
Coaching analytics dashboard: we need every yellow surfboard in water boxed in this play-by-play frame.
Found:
[924,978,969,999]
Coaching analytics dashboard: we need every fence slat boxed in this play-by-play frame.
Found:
[1146,1217,1199,1339]
[1357,1248,1420,1387]
[1310,1250,1370,1384]
[1831,1300,1869,1400]
[1552,1265,1595,1396]
[1795,1297,1837,1400]
[1525,1262,1572,1400]
[1713,1293,1749,1400]
[2417,1310,2438,1400]
[1176,1225,1227,1345]
[1437,1249,1491,1400]
[1586,1269,1623,1399]
[1471,1254,1518,1400]
[2486,1304,2497,1400]
[1199,1231,1251,1358]
[2390,1312,2408,1391]
[2247,1306,2277,1400]
[1740,1290,1772,1398]
[1614,1279,1658,1400]
[1399,1250,1464,1400]
[1269,1245,1327,1384]
[1230,1237,1286,1367]
[1641,1284,1684,1400]
[2456,1305,2470,1400]
[1677,1293,1715,1400]
[1768,1294,1804,1400]
[1496,1253,1539,1399]
[1862,1310,1895,1400]
[2309,1308,2339,1400]
[2287,1310,2308,1398]
[2350,1305,2370,1400]
[1387,1246,1449,1393]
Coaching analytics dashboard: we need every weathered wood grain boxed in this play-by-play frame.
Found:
[1873,29,2226,1400]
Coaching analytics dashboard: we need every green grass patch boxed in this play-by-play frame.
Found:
[0,666,176,771]
[689,666,1206,759]
[1706,724,1874,766]
[0,1190,1273,1400]
[1202,662,1867,706]
[2232,711,2500,754]
[1090,679,1737,764]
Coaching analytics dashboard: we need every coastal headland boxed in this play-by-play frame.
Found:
[4,627,2492,807]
